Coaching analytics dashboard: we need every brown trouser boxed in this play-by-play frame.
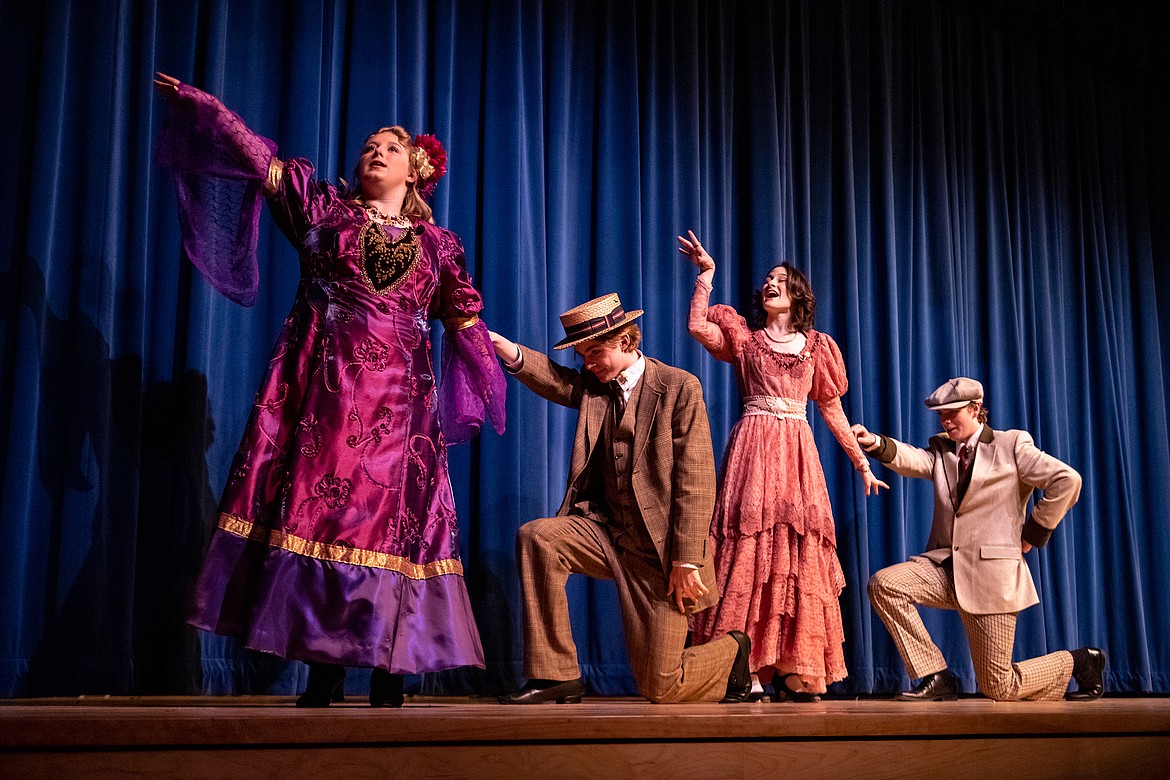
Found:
[518,514,737,703]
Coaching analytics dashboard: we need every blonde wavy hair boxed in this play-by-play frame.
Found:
[345,126,434,224]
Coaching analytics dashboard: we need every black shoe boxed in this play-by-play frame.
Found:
[719,631,752,703]
[370,668,404,708]
[499,678,584,704]
[296,662,345,708]
[1066,647,1106,701]
[897,669,959,701]
[775,673,821,703]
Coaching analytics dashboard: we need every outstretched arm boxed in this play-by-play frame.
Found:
[488,330,523,367]
[152,73,280,306]
[851,423,935,480]
[153,72,278,185]
[488,331,583,409]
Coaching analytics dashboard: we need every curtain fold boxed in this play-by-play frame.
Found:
[1,0,1166,697]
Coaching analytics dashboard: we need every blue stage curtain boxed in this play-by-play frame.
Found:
[1,0,1167,697]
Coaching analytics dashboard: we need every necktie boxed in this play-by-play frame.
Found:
[958,443,971,474]
[610,380,626,415]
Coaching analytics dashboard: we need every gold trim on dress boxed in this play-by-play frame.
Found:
[217,513,465,579]
[358,219,422,295]
[442,314,480,332]
[265,158,285,195]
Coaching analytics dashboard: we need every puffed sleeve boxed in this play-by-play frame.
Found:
[431,227,506,443]
[688,278,752,364]
[155,82,278,306]
[809,333,867,470]
[264,157,342,250]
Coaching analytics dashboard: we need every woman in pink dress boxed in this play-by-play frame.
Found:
[153,74,505,707]
[678,231,887,701]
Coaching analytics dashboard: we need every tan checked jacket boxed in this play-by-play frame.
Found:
[513,345,719,612]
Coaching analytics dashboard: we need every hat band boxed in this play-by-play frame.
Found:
[562,307,627,342]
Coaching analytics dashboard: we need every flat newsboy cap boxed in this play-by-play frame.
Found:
[925,377,984,410]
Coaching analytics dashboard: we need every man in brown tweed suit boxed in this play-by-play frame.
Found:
[488,293,751,704]
[851,377,1105,702]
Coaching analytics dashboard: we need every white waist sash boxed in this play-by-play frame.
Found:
[741,395,807,421]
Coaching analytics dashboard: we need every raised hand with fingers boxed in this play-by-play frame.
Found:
[677,230,715,272]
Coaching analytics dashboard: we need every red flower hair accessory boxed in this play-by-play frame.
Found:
[411,133,448,200]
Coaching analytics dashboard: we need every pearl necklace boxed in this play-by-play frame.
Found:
[364,203,413,228]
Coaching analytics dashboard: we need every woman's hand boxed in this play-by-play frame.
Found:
[677,230,715,273]
[153,72,181,100]
[860,468,890,496]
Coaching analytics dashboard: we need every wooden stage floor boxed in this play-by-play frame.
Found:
[2,695,1168,779]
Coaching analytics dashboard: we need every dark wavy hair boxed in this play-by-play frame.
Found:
[749,263,816,332]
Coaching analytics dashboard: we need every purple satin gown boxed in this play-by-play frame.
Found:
[159,84,504,674]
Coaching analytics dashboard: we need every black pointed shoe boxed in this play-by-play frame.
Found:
[296,662,346,708]
[720,630,753,703]
[897,669,959,701]
[1066,647,1106,701]
[776,673,821,703]
[499,678,584,704]
[370,668,404,708]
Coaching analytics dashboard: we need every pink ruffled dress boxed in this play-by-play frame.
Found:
[688,280,866,690]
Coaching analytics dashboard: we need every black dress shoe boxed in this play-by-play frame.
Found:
[296,662,346,708]
[370,668,404,708]
[775,673,821,703]
[720,631,753,703]
[499,678,584,704]
[897,669,959,701]
[1066,647,1106,701]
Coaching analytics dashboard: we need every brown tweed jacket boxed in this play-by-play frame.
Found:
[512,345,719,611]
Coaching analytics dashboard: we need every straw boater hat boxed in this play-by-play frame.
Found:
[553,293,644,350]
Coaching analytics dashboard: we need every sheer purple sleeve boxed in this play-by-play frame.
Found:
[440,322,508,443]
[155,83,277,306]
[430,228,506,443]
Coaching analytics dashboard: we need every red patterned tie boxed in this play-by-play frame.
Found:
[958,443,971,474]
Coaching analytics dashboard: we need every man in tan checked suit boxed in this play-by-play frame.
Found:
[487,293,751,704]
[851,377,1105,702]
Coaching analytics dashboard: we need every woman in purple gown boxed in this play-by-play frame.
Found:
[154,74,505,707]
